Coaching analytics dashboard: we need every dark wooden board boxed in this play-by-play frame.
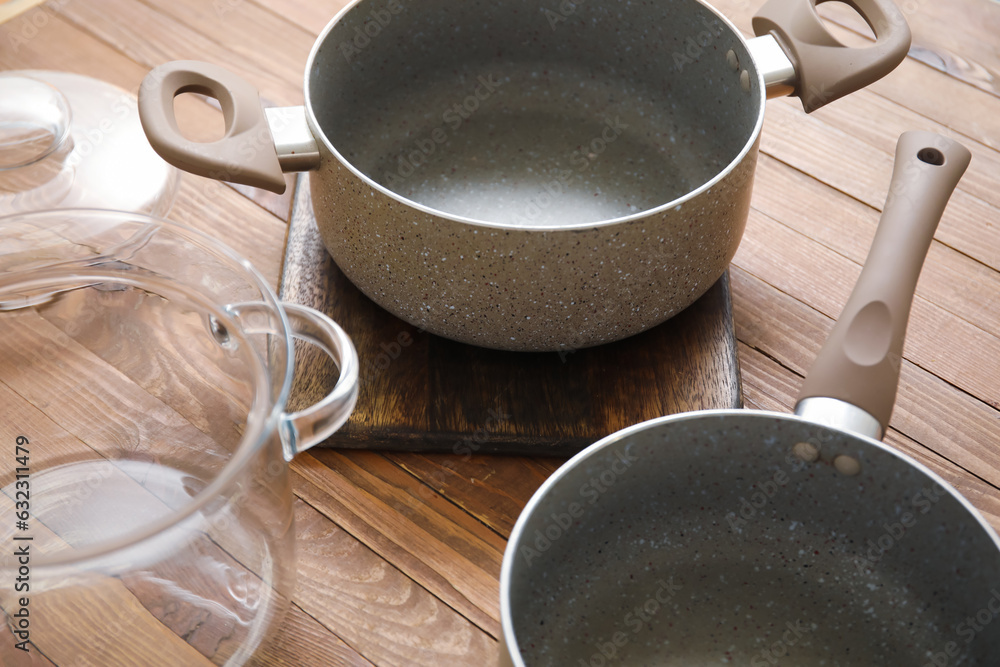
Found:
[279,174,741,456]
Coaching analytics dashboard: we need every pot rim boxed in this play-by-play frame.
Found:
[496,407,1000,665]
[302,0,767,233]
[0,209,293,571]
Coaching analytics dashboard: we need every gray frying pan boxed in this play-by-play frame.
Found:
[499,131,1000,665]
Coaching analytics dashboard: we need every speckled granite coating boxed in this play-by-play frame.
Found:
[305,0,763,350]
[311,145,754,350]
[501,412,1000,665]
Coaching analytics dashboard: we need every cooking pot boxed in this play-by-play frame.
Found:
[0,210,358,665]
[499,133,1000,664]
[137,0,910,351]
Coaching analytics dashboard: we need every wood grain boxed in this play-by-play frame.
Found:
[247,0,348,36]
[0,351,365,667]
[0,624,57,667]
[751,152,1000,339]
[55,0,305,107]
[0,483,216,667]
[736,202,1000,410]
[291,452,502,635]
[384,451,563,537]
[288,495,497,666]
[760,97,1000,272]
[129,0,311,106]
[709,0,1000,153]
[796,90,1000,232]
[3,0,1000,665]
[280,174,742,455]
[737,342,1000,533]
[253,604,375,667]
[814,0,1000,100]
[36,286,255,452]
[730,265,1000,486]
[0,0,47,24]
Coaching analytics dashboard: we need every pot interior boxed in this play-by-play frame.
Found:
[308,0,761,227]
[504,412,1000,665]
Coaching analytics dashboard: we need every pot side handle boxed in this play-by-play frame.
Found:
[138,60,292,194]
[278,303,360,460]
[751,0,911,112]
[795,131,970,436]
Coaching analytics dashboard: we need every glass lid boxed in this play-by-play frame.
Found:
[0,70,179,216]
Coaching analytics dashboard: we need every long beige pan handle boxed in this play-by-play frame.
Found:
[138,60,287,194]
[795,131,971,435]
[752,0,911,112]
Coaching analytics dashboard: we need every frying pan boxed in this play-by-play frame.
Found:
[499,132,1000,665]
[138,0,910,351]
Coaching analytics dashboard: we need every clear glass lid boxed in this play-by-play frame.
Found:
[0,70,179,216]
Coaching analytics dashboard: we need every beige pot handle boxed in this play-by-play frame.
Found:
[138,60,288,194]
[752,0,911,112]
[795,131,971,434]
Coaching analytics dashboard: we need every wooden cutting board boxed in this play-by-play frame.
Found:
[279,174,741,456]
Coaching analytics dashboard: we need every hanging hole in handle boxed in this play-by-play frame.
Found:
[917,147,946,166]
[815,1,878,48]
[173,91,226,143]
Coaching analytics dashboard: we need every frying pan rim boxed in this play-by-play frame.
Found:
[302,0,767,232]
[498,407,1000,664]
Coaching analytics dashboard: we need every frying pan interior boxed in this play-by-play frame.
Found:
[506,412,1000,665]
[309,0,760,227]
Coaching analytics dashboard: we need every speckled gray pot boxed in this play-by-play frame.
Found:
[500,411,1000,666]
[304,0,762,351]
[139,0,910,351]
[309,146,755,351]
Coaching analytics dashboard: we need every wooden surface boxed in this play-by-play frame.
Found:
[281,174,741,456]
[1,0,999,665]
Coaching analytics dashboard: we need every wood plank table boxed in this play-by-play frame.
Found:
[2,0,999,664]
